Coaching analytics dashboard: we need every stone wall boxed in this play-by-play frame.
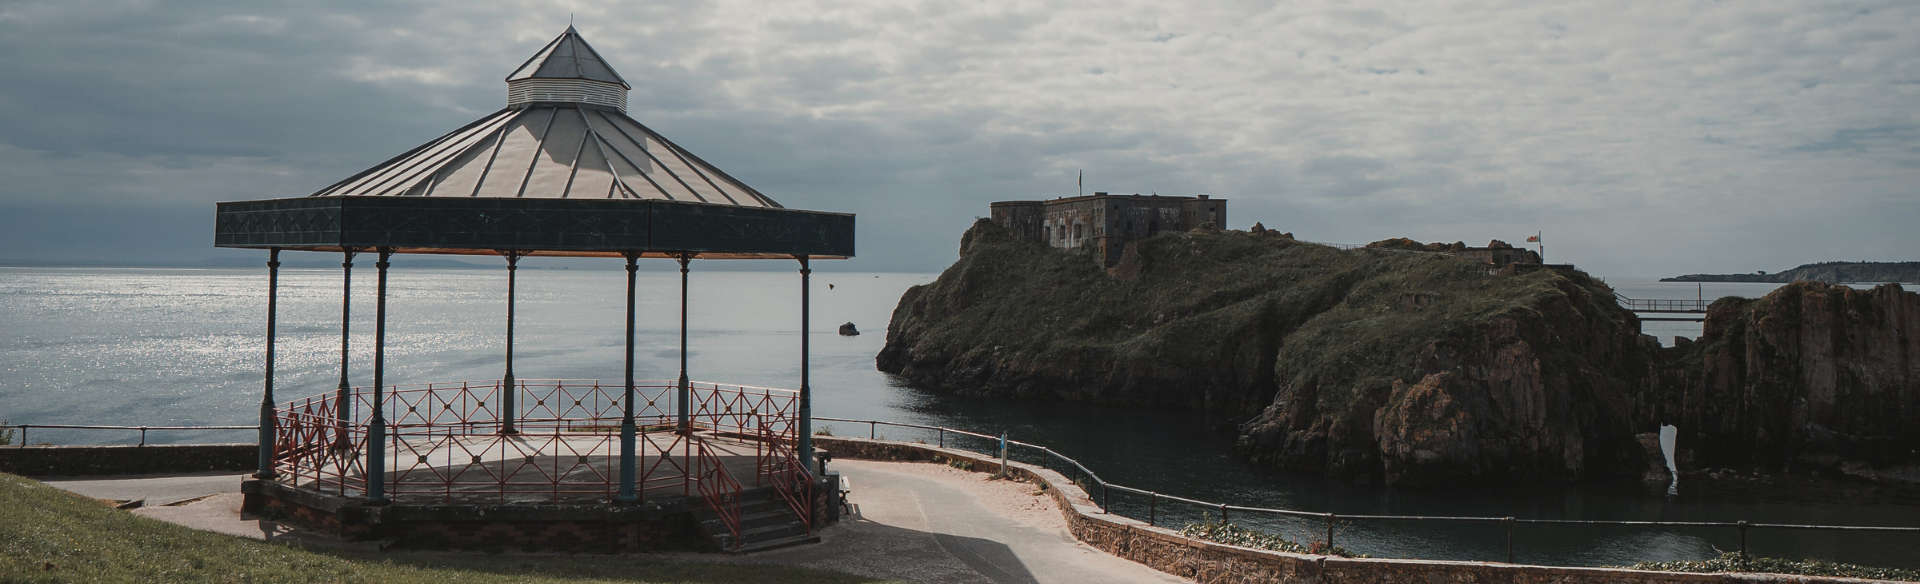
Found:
[0,444,254,476]
[816,436,1873,584]
[242,476,836,553]
[243,479,711,552]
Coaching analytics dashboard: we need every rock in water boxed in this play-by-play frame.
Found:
[838,322,860,336]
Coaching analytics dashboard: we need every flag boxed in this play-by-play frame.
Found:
[1526,235,1540,242]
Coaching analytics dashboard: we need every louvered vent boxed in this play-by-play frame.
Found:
[507,78,628,111]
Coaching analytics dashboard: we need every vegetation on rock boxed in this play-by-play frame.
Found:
[1630,552,1920,581]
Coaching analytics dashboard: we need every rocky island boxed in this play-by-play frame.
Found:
[880,219,1920,487]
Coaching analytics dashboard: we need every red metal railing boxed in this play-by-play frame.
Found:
[762,425,813,536]
[272,379,800,506]
[694,438,744,549]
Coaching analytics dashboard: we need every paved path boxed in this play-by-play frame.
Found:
[41,471,248,506]
[730,460,1187,584]
[39,460,1188,584]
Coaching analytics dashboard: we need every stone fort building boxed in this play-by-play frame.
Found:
[991,193,1225,267]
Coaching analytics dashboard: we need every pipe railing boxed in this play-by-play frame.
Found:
[814,417,1920,564]
[0,424,257,447]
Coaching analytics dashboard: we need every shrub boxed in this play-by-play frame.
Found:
[1180,522,1366,558]
[1632,553,1920,581]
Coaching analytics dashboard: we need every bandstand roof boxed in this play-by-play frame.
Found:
[215,27,853,260]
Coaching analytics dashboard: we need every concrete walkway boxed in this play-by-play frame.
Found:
[730,459,1188,584]
[39,460,1188,584]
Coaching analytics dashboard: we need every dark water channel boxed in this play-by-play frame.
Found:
[3,267,1914,569]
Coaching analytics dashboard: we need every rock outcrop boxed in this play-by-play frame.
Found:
[1654,282,1920,474]
[882,221,1658,485]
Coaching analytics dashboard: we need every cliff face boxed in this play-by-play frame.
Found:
[1237,254,1656,486]
[1657,282,1920,473]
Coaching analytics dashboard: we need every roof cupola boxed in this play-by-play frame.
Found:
[505,26,630,111]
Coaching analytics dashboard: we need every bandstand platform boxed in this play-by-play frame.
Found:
[216,27,853,553]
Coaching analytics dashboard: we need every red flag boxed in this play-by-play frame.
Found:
[1526,235,1540,242]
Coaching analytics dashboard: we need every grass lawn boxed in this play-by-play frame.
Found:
[0,472,895,584]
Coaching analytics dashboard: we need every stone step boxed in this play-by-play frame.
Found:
[737,520,810,545]
[732,533,819,554]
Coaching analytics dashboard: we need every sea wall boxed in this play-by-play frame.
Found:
[0,444,254,476]
[819,436,1874,584]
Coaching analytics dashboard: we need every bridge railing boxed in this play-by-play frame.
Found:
[1615,293,1711,313]
[815,417,1920,566]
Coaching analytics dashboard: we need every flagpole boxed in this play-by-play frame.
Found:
[1537,231,1544,263]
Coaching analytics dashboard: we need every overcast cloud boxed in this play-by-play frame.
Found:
[0,0,1914,276]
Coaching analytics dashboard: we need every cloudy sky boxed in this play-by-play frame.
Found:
[0,0,1913,276]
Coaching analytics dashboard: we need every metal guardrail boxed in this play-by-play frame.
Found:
[1,424,257,447]
[815,417,1920,564]
[1616,292,1712,313]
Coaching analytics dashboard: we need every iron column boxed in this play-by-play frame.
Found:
[501,251,520,435]
[617,252,639,503]
[367,248,391,505]
[676,254,691,435]
[797,255,813,475]
[255,248,281,479]
[335,249,357,447]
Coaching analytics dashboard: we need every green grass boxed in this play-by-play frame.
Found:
[1632,552,1920,581]
[0,472,893,584]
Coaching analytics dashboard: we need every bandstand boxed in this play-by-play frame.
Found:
[214,27,853,552]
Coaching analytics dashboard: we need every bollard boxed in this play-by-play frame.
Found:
[1326,513,1336,551]
[139,426,148,447]
[1220,503,1229,524]
[1738,521,1748,561]
[1102,482,1109,513]
[938,428,945,448]
[1505,517,1515,563]
[1149,492,1157,526]
[869,421,876,440]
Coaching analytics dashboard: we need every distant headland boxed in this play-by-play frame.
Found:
[1663,261,1920,284]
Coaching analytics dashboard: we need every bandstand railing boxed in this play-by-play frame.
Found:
[272,379,806,506]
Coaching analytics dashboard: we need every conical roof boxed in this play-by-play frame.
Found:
[310,28,777,207]
[506,26,629,88]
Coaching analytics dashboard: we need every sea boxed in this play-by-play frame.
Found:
[1,266,1914,568]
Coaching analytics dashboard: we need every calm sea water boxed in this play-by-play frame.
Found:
[2,266,1914,568]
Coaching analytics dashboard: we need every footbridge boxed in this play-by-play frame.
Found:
[1615,293,1707,331]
